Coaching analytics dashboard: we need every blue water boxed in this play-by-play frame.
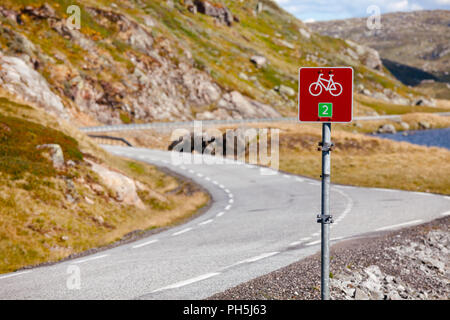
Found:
[375,128,450,150]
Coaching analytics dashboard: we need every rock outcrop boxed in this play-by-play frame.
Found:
[0,52,69,120]
[186,0,234,26]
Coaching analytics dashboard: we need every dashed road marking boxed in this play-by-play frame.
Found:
[305,240,321,246]
[199,219,214,226]
[375,219,423,232]
[228,199,234,204]
[172,228,193,236]
[240,252,279,264]
[151,272,221,293]
[216,212,225,217]
[225,205,231,211]
[442,211,450,216]
[132,239,159,249]
[74,254,109,264]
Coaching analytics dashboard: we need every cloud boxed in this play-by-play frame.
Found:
[274,0,450,21]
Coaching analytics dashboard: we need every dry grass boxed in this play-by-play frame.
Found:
[271,123,450,195]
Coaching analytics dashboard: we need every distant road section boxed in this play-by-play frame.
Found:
[79,113,450,133]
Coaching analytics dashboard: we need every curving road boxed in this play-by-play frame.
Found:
[0,146,449,299]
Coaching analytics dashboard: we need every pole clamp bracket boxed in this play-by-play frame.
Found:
[317,214,334,224]
[317,142,335,152]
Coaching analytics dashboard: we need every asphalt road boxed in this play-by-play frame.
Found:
[0,146,448,299]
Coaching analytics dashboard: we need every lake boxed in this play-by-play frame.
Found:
[375,128,450,150]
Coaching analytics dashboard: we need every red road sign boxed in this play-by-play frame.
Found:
[298,67,354,123]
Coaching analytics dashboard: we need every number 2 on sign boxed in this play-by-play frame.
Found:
[319,103,332,118]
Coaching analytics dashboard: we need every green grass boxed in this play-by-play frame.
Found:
[0,104,83,179]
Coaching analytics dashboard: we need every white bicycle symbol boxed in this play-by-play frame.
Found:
[309,73,343,97]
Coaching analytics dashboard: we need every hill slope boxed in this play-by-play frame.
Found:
[0,90,208,273]
[0,0,429,126]
[309,10,450,90]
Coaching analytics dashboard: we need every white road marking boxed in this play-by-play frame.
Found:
[295,177,304,182]
[151,272,221,293]
[289,241,302,246]
[74,254,109,264]
[412,192,432,196]
[331,236,345,242]
[305,240,321,246]
[219,184,225,189]
[196,173,204,178]
[204,177,211,181]
[172,228,193,236]
[216,212,225,217]
[180,165,186,170]
[299,237,312,241]
[132,239,159,249]
[212,181,219,185]
[199,219,213,226]
[0,271,32,280]
[312,232,319,237]
[241,252,279,264]
[333,189,354,224]
[224,189,231,194]
[188,169,195,174]
[228,193,233,198]
[375,219,423,232]
[283,174,291,179]
[225,205,231,211]
[442,211,450,216]
[229,199,234,204]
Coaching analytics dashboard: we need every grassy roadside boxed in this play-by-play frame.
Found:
[0,94,210,274]
[274,123,450,195]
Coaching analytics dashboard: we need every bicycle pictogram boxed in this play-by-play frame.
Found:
[309,72,343,97]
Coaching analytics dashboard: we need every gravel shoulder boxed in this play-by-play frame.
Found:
[209,217,449,300]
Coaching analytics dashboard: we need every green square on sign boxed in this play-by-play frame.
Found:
[318,103,333,118]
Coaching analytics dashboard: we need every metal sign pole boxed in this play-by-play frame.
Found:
[318,122,333,300]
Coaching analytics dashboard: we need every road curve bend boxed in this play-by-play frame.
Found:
[0,146,448,299]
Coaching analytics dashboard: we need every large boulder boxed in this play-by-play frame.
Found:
[87,160,145,209]
[192,0,234,26]
[250,55,267,67]
[36,144,65,169]
[377,123,396,134]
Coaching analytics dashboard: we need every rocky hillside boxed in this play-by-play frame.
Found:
[309,10,450,89]
[0,0,427,126]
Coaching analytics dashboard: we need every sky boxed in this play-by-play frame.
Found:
[274,0,450,22]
